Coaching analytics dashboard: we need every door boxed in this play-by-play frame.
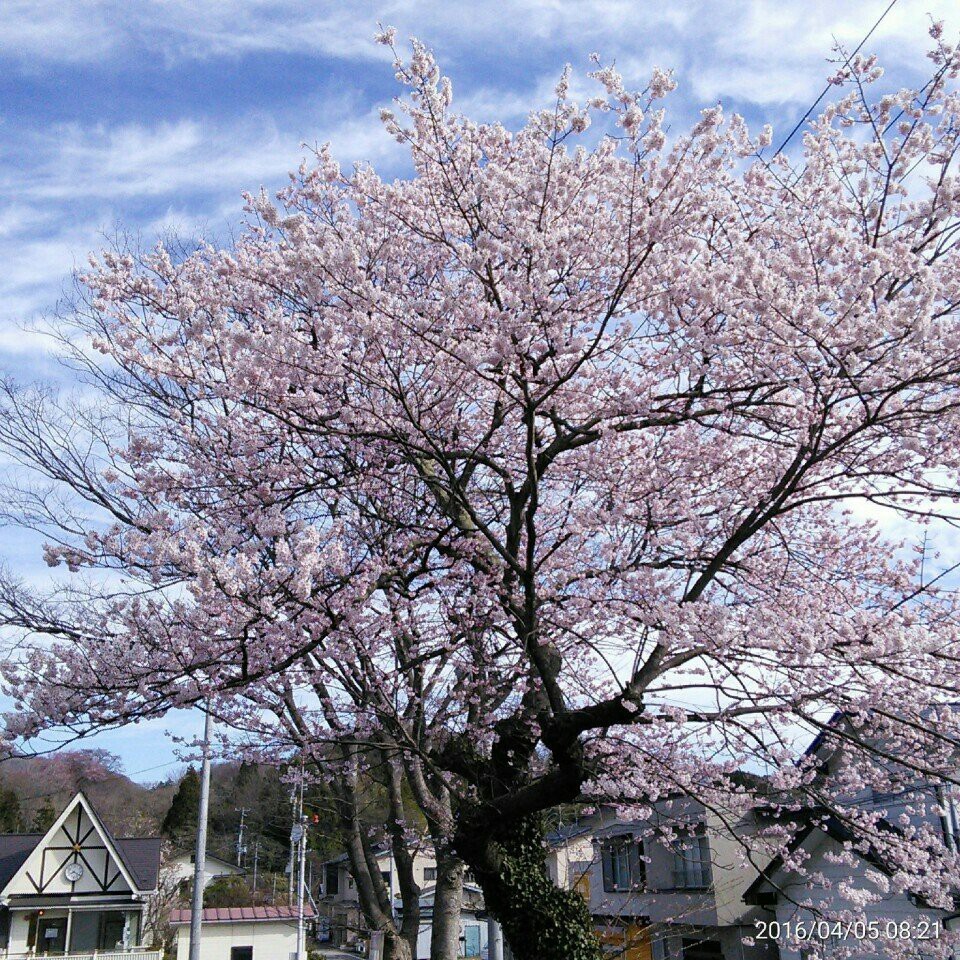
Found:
[597,922,651,960]
[463,924,481,957]
[99,911,127,950]
[37,917,67,955]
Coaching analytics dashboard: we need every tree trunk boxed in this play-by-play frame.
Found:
[400,756,466,960]
[384,931,415,960]
[456,814,601,960]
[429,847,464,960]
[321,745,410,960]
[385,757,422,958]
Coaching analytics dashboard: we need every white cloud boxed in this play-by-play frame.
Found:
[2,0,958,108]
[15,110,400,203]
[0,104,405,361]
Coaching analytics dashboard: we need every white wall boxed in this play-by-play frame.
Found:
[771,833,947,960]
[329,847,438,906]
[545,836,593,890]
[175,921,298,960]
[168,855,242,890]
[9,909,45,953]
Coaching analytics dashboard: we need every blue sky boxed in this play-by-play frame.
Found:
[2,0,959,781]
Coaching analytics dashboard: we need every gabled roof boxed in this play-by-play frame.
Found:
[0,792,161,897]
[171,849,241,871]
[170,905,315,924]
[546,823,593,848]
[0,834,43,892]
[743,813,899,905]
[115,837,162,891]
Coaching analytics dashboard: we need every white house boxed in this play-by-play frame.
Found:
[171,905,315,960]
[743,814,953,960]
[319,843,438,949]
[743,711,960,960]
[167,852,243,892]
[545,823,594,898]
[0,791,161,958]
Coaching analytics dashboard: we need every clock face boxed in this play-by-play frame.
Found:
[64,862,84,882]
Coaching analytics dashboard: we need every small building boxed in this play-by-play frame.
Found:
[409,883,488,960]
[0,791,161,958]
[171,905,315,960]
[545,822,594,899]
[319,845,502,959]
[167,852,243,892]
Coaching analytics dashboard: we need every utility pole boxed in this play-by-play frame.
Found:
[252,840,260,892]
[287,781,298,902]
[293,813,307,960]
[188,707,213,960]
[236,808,247,867]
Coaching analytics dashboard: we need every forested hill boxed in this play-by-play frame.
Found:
[0,750,322,876]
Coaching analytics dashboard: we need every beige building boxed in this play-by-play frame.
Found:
[167,852,243,892]
[171,905,314,960]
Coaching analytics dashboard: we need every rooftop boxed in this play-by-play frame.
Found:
[170,905,316,924]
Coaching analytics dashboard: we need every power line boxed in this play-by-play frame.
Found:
[774,0,901,156]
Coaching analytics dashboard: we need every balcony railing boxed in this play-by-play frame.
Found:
[1,950,162,960]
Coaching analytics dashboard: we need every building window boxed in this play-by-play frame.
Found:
[671,829,712,889]
[423,867,437,882]
[681,937,723,960]
[231,947,253,960]
[601,836,645,892]
[651,933,670,960]
[940,788,960,851]
[324,863,340,896]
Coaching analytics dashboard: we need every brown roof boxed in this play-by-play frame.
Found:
[170,906,316,924]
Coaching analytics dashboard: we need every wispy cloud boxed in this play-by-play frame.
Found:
[2,0,957,101]
[0,105,404,348]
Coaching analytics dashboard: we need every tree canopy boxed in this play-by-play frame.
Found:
[3,27,960,960]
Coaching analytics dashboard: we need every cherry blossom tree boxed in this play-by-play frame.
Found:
[4,26,960,960]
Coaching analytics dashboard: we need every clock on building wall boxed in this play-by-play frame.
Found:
[64,862,84,882]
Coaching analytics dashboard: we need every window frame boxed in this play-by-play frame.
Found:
[600,835,645,892]
[670,828,712,890]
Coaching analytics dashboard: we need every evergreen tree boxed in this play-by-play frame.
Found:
[0,787,21,832]
[31,799,55,833]
[161,767,200,841]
